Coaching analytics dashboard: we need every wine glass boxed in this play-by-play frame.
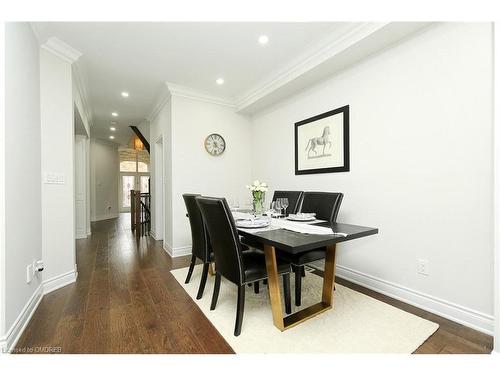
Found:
[267,201,276,218]
[233,197,240,210]
[275,199,282,217]
[282,198,289,217]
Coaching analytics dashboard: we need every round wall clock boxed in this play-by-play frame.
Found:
[204,133,226,156]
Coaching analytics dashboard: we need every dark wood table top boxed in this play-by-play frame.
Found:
[238,222,378,254]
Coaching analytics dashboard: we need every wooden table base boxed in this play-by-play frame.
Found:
[263,243,337,331]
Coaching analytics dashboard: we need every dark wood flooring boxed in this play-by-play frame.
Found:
[14,216,493,354]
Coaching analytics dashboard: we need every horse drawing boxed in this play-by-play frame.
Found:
[305,126,332,158]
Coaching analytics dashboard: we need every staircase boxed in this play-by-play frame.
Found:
[131,190,151,237]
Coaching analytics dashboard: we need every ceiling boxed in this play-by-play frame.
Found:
[31,22,347,145]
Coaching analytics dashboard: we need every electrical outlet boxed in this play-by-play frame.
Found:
[26,264,33,283]
[417,259,429,276]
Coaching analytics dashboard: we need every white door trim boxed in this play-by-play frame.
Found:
[493,22,499,353]
[153,135,164,240]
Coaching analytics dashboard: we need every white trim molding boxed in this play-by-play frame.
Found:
[336,264,494,335]
[235,23,386,111]
[146,83,171,122]
[0,285,43,352]
[72,62,93,129]
[41,37,82,64]
[166,82,235,108]
[163,243,192,258]
[235,22,432,113]
[42,269,77,295]
[493,22,500,353]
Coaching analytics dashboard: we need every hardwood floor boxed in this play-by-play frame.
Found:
[14,215,492,354]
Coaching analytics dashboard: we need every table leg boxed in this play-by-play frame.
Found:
[263,244,285,331]
[322,244,337,306]
[208,262,215,276]
[264,243,337,331]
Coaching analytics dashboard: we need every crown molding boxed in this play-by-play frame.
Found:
[41,37,82,64]
[146,83,172,122]
[72,62,94,129]
[166,82,235,108]
[235,23,388,112]
[29,22,43,42]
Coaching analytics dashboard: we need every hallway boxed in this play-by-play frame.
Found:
[15,216,233,353]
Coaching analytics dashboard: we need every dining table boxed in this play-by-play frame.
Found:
[232,211,378,332]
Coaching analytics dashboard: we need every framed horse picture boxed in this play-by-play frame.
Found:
[294,105,349,175]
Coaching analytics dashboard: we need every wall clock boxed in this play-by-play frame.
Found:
[204,133,226,156]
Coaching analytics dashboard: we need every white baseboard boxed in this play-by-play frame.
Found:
[0,284,43,352]
[91,213,119,222]
[163,242,192,258]
[42,269,78,295]
[150,230,158,240]
[75,232,87,240]
[335,264,494,335]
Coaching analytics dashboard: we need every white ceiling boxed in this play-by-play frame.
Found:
[31,22,347,145]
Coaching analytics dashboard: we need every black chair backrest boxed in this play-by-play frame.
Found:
[195,196,244,286]
[299,192,344,222]
[271,190,303,216]
[183,194,211,262]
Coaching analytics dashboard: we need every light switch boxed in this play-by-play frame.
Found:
[44,172,65,184]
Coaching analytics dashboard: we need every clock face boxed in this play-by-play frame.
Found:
[204,133,226,156]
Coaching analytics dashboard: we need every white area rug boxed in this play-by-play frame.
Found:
[171,265,439,353]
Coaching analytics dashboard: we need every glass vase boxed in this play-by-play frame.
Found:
[252,192,265,217]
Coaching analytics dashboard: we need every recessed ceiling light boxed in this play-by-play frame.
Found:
[258,35,269,45]
[216,78,224,85]
[111,112,118,117]
[121,92,129,97]
[109,135,115,139]
[110,127,116,131]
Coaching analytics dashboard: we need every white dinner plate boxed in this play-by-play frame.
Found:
[235,220,270,229]
[286,215,316,222]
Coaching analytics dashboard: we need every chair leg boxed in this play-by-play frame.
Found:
[185,254,196,284]
[283,273,291,314]
[196,262,210,300]
[234,285,245,336]
[301,265,306,277]
[263,279,268,285]
[295,267,302,307]
[254,281,260,294]
[210,273,221,310]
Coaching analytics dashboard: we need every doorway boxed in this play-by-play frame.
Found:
[118,148,150,213]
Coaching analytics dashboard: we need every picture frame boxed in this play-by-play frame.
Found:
[294,105,350,175]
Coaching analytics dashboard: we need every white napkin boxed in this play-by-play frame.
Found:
[273,219,335,235]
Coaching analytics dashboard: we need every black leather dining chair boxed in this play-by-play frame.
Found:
[280,191,344,306]
[195,196,292,336]
[298,191,343,222]
[183,193,214,300]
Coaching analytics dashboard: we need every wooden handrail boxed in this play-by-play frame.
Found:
[131,190,151,237]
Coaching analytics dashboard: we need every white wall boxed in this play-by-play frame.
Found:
[40,47,77,288]
[1,23,43,348]
[90,138,119,221]
[149,94,253,255]
[138,121,150,144]
[170,96,253,252]
[251,23,494,333]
